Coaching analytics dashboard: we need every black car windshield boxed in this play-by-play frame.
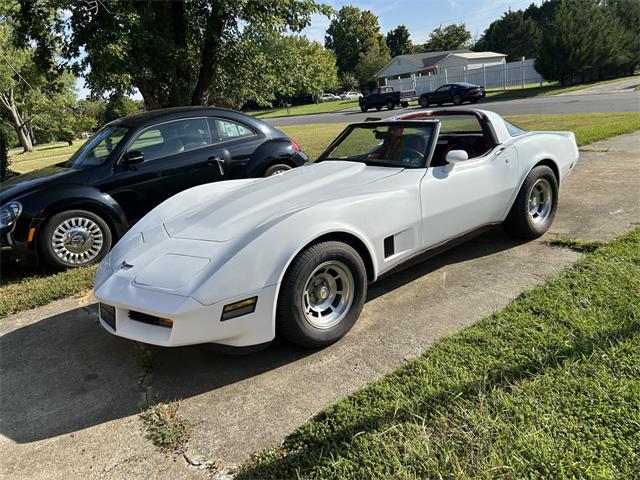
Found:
[64,125,129,168]
[321,123,435,168]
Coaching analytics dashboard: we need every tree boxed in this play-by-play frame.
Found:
[103,93,142,124]
[354,45,391,94]
[535,0,628,84]
[474,10,540,61]
[13,0,329,109]
[325,6,388,73]
[339,72,359,92]
[0,20,34,152]
[605,0,640,74]
[386,25,412,57]
[423,24,471,51]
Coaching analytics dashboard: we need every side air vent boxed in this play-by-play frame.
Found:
[384,236,395,258]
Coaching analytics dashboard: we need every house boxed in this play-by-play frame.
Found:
[376,49,507,85]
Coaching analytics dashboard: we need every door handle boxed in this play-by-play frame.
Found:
[208,156,225,175]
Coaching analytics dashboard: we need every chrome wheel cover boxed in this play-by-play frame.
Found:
[267,164,292,176]
[51,216,104,265]
[302,261,354,329]
[528,178,553,224]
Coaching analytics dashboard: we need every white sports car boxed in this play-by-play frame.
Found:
[94,109,579,350]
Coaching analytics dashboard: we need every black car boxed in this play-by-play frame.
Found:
[419,83,485,107]
[0,107,308,268]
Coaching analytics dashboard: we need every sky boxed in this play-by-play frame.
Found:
[77,0,543,99]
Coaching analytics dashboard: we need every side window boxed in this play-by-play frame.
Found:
[505,121,527,136]
[128,118,212,161]
[209,119,255,142]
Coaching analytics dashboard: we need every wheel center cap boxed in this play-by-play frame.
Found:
[63,227,93,254]
[318,286,330,300]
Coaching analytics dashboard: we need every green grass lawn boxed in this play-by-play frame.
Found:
[237,228,640,479]
[248,99,358,119]
[1,112,639,317]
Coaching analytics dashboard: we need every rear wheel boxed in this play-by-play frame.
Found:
[386,100,395,110]
[39,209,113,269]
[401,101,409,108]
[503,165,558,239]
[276,241,367,348]
[360,103,368,112]
[453,94,462,105]
[264,162,292,177]
[420,96,429,108]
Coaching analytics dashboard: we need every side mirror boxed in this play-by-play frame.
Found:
[445,149,468,165]
[122,150,144,166]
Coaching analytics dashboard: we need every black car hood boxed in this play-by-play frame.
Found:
[0,163,88,203]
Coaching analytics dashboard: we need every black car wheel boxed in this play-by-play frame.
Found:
[39,209,113,269]
[375,105,382,111]
[360,104,368,112]
[453,94,462,105]
[264,163,292,177]
[420,96,429,108]
[276,241,367,348]
[386,100,395,111]
[503,165,558,239]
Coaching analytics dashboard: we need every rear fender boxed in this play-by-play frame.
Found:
[245,138,306,178]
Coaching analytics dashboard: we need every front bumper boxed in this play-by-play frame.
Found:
[94,283,278,347]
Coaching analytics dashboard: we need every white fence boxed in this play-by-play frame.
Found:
[386,58,544,95]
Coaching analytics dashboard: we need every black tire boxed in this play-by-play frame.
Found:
[453,94,462,105]
[420,96,429,108]
[39,209,113,269]
[264,163,292,177]
[276,241,367,348]
[386,100,395,110]
[360,103,368,112]
[401,101,409,108]
[375,105,382,111]
[503,165,558,239]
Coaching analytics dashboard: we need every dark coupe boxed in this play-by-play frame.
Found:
[0,107,308,268]
[419,82,486,107]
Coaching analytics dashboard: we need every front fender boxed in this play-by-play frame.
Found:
[25,184,128,239]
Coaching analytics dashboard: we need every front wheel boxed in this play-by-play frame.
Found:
[401,101,409,108]
[360,103,368,112]
[39,209,113,269]
[276,241,367,348]
[453,94,462,105]
[503,165,558,239]
[420,96,429,108]
[386,100,395,110]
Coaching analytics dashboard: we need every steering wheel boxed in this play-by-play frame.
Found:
[397,147,424,165]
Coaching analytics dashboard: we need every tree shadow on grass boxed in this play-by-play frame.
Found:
[237,319,639,479]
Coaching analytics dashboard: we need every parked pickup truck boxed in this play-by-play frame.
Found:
[359,86,417,112]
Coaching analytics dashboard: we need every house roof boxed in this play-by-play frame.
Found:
[376,49,506,78]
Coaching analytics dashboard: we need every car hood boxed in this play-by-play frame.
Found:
[163,161,403,242]
[0,163,85,202]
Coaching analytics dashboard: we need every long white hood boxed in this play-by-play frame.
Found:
[163,161,403,242]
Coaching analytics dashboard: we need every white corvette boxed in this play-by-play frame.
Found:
[94,109,579,350]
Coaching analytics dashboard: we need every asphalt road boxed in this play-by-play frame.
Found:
[267,91,640,127]
[2,131,639,479]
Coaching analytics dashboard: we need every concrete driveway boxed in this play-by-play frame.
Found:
[1,132,639,479]
[560,76,640,96]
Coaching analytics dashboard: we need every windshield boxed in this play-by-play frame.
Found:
[64,125,129,168]
[321,123,435,168]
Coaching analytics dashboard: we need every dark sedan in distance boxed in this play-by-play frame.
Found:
[419,82,486,107]
[0,107,308,268]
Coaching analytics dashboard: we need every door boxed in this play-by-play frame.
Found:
[94,117,223,224]
[207,118,263,172]
[420,137,517,247]
[430,85,452,104]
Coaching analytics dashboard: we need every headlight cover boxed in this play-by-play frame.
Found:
[0,201,22,228]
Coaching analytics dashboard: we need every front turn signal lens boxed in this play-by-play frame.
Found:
[221,296,258,321]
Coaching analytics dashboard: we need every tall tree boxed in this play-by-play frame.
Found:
[354,45,391,94]
[0,20,34,152]
[536,0,627,84]
[12,0,329,109]
[386,25,412,57]
[474,10,540,61]
[325,6,387,73]
[423,24,471,51]
[605,0,640,75]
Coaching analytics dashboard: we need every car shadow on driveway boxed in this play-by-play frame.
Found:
[0,228,523,444]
